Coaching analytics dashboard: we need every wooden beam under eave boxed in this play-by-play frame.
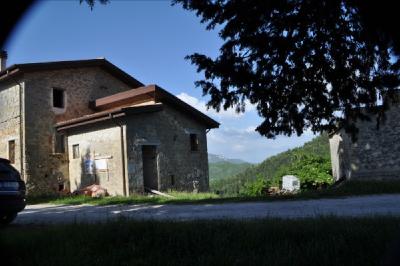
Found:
[93,85,156,111]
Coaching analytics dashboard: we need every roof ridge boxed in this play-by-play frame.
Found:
[0,58,144,88]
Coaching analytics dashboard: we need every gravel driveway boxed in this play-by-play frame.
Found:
[14,194,400,224]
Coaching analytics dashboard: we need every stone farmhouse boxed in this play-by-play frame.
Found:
[0,52,219,196]
[329,100,400,182]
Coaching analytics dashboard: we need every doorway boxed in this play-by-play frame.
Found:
[142,145,158,191]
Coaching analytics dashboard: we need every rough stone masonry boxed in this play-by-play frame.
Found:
[330,99,400,181]
[0,54,218,196]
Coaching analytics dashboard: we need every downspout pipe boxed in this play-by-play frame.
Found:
[109,113,127,196]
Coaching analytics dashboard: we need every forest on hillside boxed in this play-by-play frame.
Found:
[209,162,252,181]
[210,134,332,195]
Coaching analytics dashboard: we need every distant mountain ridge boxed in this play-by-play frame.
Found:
[208,154,252,182]
[208,153,250,164]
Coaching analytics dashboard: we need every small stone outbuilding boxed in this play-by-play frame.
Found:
[329,101,400,181]
[0,53,219,195]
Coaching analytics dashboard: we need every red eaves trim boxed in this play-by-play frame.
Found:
[92,84,219,129]
[93,85,156,111]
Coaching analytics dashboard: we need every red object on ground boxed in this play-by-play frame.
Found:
[74,184,108,198]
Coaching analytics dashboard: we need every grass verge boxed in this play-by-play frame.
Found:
[27,180,400,206]
[27,191,223,205]
[2,217,400,266]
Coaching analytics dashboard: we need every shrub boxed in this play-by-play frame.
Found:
[240,175,270,196]
[274,154,333,190]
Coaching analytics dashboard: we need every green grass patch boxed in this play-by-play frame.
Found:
[26,180,400,206]
[2,217,400,266]
[27,191,224,206]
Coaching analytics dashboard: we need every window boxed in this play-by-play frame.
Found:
[53,88,65,108]
[72,144,80,159]
[8,140,15,164]
[190,134,199,151]
[55,133,65,153]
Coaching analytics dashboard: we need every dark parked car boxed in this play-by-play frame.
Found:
[0,158,26,224]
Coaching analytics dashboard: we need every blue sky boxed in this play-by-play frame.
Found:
[5,0,316,163]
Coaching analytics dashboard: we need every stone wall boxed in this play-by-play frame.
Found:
[126,104,209,193]
[0,79,24,175]
[329,133,352,181]
[65,103,210,196]
[23,67,134,195]
[330,104,400,181]
[2,65,211,195]
[67,122,126,196]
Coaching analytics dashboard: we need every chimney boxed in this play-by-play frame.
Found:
[0,50,8,72]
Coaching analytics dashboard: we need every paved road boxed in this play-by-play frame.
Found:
[14,194,400,224]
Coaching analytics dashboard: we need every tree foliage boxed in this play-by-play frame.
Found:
[174,0,400,138]
[211,134,330,194]
[240,175,270,196]
[80,0,109,10]
[273,154,333,189]
[239,153,332,195]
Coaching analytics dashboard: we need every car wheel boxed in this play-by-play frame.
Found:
[0,213,18,225]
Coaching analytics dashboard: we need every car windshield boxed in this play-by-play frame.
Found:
[0,162,19,179]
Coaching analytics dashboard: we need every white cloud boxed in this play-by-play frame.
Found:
[232,144,246,152]
[245,126,257,133]
[176,92,256,119]
[207,126,317,163]
[176,92,317,163]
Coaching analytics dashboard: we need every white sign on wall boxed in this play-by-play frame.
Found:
[95,159,108,171]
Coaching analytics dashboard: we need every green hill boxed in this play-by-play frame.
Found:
[209,161,252,181]
[208,154,249,164]
[208,154,252,187]
[211,134,331,194]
